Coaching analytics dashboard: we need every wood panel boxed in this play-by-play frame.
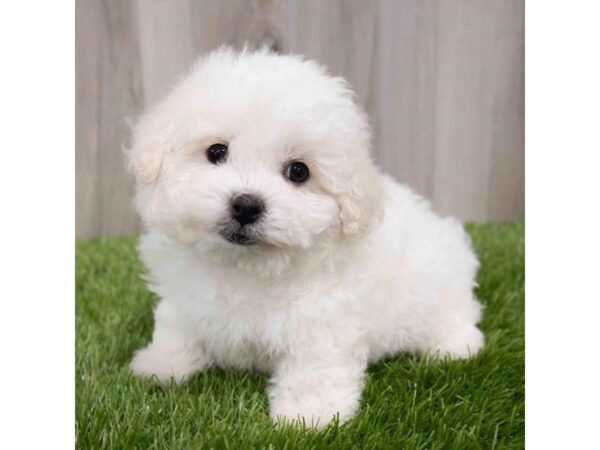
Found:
[432,0,524,221]
[76,0,524,238]
[76,0,144,237]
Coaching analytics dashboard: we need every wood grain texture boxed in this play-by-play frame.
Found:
[76,0,524,238]
[76,0,144,237]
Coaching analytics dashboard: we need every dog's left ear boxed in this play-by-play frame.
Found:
[336,159,384,236]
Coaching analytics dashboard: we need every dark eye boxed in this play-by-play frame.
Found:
[285,161,310,184]
[206,143,228,164]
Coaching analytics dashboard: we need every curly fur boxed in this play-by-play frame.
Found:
[126,48,484,428]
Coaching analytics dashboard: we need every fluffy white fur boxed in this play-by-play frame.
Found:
[126,48,484,428]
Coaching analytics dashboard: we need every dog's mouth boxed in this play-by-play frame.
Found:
[222,230,260,245]
[218,222,264,246]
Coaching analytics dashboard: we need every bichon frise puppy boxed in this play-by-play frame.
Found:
[127,48,484,428]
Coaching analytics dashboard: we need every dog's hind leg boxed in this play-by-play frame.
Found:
[426,323,484,360]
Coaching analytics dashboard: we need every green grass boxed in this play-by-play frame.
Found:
[76,223,524,449]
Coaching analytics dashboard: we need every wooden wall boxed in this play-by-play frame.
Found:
[76,0,524,238]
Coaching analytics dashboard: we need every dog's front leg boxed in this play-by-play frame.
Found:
[130,300,211,384]
[268,344,367,429]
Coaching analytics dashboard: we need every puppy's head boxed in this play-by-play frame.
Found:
[127,48,383,272]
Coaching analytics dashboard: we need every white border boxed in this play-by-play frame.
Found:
[0,1,74,448]
[527,0,600,448]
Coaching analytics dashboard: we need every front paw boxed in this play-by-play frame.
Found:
[268,378,362,429]
[130,343,208,384]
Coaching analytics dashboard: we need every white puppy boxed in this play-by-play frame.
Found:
[127,48,484,428]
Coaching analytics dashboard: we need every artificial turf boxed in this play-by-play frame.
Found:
[76,223,524,449]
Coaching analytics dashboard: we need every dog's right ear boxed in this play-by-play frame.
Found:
[124,112,170,185]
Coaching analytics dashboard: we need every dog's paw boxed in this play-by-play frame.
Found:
[268,380,361,429]
[130,344,208,384]
[269,401,351,430]
[431,324,484,360]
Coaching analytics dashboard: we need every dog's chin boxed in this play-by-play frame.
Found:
[194,220,335,277]
[197,224,297,277]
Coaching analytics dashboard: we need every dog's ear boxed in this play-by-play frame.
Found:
[316,103,385,237]
[336,159,384,236]
[124,112,171,185]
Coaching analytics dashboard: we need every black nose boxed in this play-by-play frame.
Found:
[230,193,265,226]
